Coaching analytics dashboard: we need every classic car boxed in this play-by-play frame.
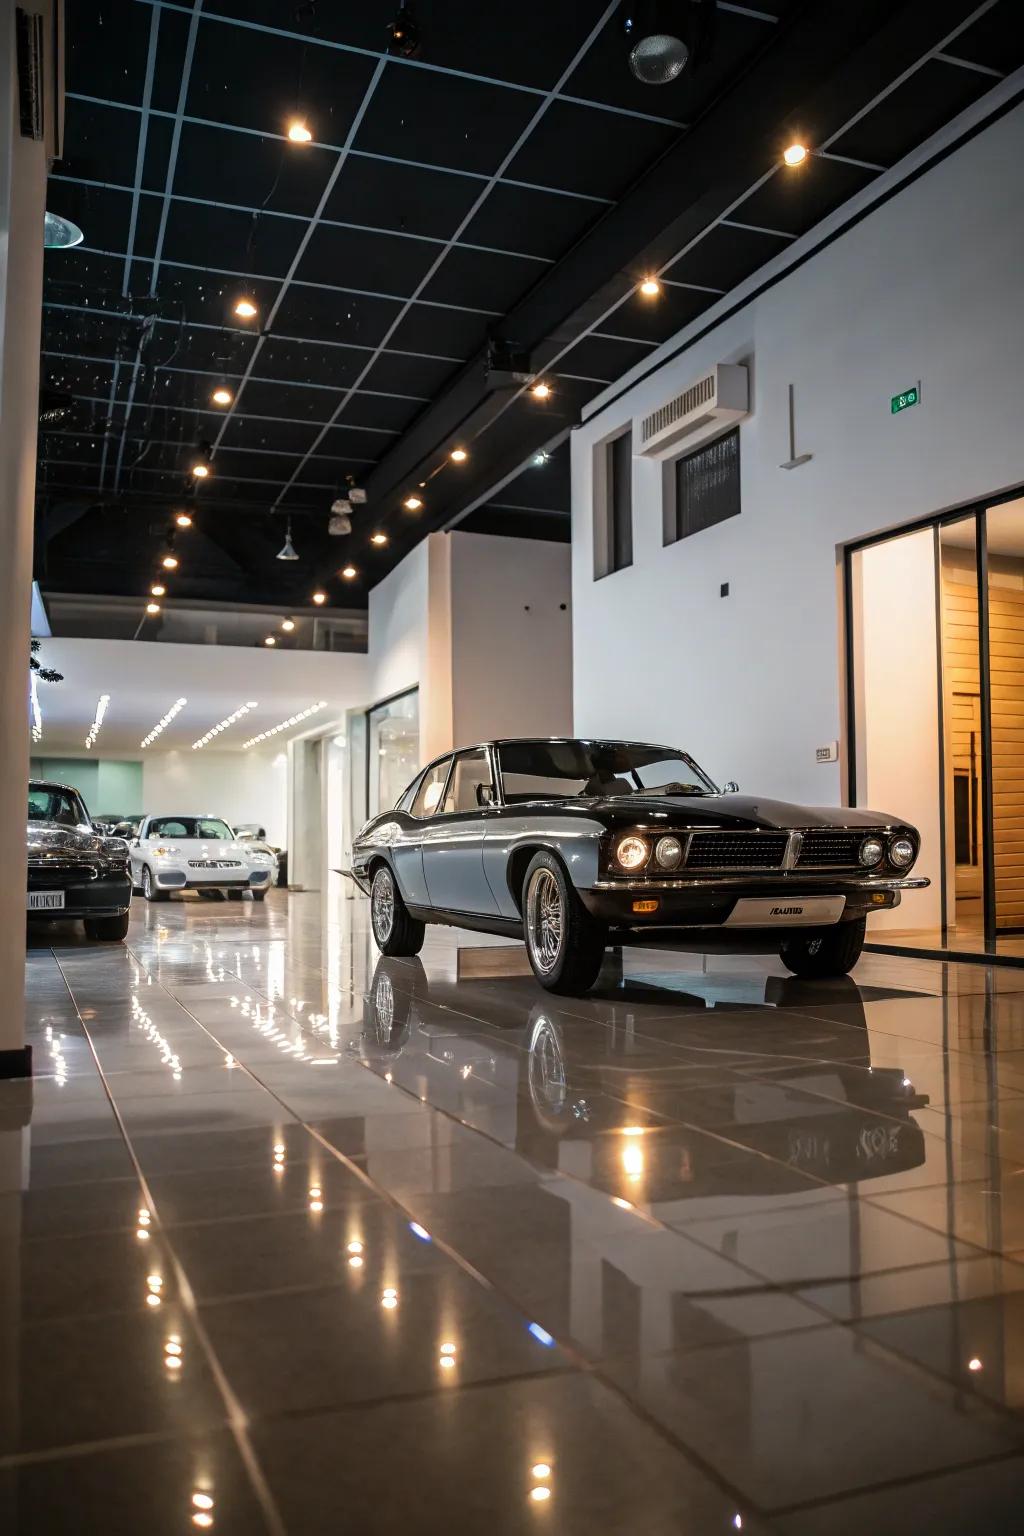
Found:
[350,738,928,994]
[92,811,142,836]
[27,780,132,940]
[129,814,276,901]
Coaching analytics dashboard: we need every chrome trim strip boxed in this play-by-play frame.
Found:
[590,875,929,892]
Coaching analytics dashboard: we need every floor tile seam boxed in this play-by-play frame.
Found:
[858,1186,1024,1259]
[0,1425,199,1473]
[165,989,780,1525]
[52,949,291,1536]
[763,1445,1024,1519]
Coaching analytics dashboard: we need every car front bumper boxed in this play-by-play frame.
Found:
[152,865,272,889]
[27,872,132,920]
[578,873,929,931]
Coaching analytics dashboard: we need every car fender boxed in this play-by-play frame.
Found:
[482,814,605,918]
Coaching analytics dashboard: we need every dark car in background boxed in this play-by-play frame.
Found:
[352,738,928,994]
[27,781,132,941]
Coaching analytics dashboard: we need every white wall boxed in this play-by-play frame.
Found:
[142,748,288,846]
[571,97,1024,822]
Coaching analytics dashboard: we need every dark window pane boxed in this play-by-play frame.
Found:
[608,431,633,573]
[673,428,740,543]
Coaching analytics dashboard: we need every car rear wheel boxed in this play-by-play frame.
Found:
[141,866,169,902]
[85,912,130,941]
[522,852,606,995]
[370,865,425,956]
[779,917,866,977]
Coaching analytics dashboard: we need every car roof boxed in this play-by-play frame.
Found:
[29,779,85,796]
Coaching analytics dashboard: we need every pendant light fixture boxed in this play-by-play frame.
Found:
[276,518,300,561]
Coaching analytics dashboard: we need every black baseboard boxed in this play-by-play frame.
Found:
[0,1044,33,1080]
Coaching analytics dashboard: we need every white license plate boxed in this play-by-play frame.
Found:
[725,895,846,927]
[28,891,65,911]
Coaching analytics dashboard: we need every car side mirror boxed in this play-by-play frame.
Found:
[723,781,739,794]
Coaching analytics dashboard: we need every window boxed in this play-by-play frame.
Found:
[411,758,452,818]
[666,428,740,545]
[147,817,233,840]
[28,785,88,826]
[594,429,633,579]
[442,751,494,814]
[367,689,419,819]
[497,741,716,803]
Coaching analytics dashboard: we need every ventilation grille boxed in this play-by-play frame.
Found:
[685,832,788,870]
[638,363,749,460]
[642,373,716,443]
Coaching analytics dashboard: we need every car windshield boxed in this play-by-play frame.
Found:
[147,817,234,840]
[28,785,89,826]
[497,741,718,803]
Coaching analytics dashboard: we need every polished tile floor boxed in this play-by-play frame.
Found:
[4,884,1024,1532]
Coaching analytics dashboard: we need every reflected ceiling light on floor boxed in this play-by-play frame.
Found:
[276,518,300,561]
[175,512,193,528]
[403,494,423,511]
[312,590,327,605]
[242,700,329,748]
[234,296,258,320]
[624,2,690,84]
[639,277,661,297]
[530,381,552,400]
[341,564,357,579]
[287,120,313,143]
[44,210,85,248]
[211,385,233,406]
[783,142,808,167]
[370,532,388,546]
[141,697,188,749]
[450,447,468,463]
[192,701,258,751]
[531,1464,551,1480]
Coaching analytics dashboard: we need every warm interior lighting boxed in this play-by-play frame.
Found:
[341,564,357,579]
[531,381,551,400]
[162,554,178,570]
[287,120,313,143]
[371,532,388,546]
[531,1464,551,1479]
[234,297,258,319]
[529,1487,551,1503]
[347,1241,363,1254]
[211,386,233,406]
[150,583,166,596]
[639,277,661,297]
[403,494,423,511]
[146,601,161,615]
[312,590,327,605]
[281,618,295,633]
[783,142,808,167]
[191,461,210,478]
[192,1493,214,1511]
[450,448,468,463]
[176,512,193,528]
[968,1356,983,1372]
[264,635,277,647]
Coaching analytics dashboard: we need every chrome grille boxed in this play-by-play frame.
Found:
[684,832,788,870]
[27,862,99,886]
[796,831,865,868]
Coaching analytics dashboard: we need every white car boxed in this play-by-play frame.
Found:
[129,815,276,902]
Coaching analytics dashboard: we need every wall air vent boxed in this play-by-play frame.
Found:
[638,363,749,459]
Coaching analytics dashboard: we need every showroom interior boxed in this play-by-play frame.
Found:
[4,1,1024,1531]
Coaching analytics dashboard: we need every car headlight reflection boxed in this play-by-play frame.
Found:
[888,836,915,868]
[859,838,884,868]
[655,835,683,870]
[615,834,650,872]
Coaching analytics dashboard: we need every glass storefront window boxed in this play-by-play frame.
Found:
[367,690,419,817]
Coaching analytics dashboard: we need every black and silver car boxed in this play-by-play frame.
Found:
[351,738,928,994]
[27,781,132,941]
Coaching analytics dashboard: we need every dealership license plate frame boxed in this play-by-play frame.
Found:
[725,895,846,927]
[28,891,66,911]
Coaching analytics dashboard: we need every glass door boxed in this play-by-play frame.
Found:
[937,516,985,943]
[983,497,1024,935]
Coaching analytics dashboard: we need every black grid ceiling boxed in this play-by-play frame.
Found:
[37,0,1022,611]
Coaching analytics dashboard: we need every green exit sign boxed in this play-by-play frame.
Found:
[891,385,920,415]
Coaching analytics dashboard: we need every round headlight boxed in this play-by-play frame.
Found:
[889,836,915,868]
[615,834,650,872]
[655,835,683,870]
[859,837,884,868]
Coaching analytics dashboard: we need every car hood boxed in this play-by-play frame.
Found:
[146,839,256,858]
[585,793,913,831]
[27,823,112,855]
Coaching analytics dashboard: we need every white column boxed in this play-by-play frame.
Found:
[0,2,49,1074]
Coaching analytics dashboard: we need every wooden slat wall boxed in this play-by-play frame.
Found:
[942,548,1024,930]
[941,556,983,911]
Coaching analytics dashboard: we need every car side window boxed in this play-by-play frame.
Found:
[442,751,494,814]
[395,775,422,813]
[410,758,452,819]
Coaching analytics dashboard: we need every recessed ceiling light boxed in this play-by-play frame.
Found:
[281,618,295,632]
[312,590,327,605]
[146,601,161,615]
[530,381,552,400]
[150,583,166,597]
[532,452,550,467]
[264,635,277,647]
[783,142,808,167]
[450,448,468,463]
[175,512,192,528]
[162,554,179,570]
[341,564,357,579]
[370,532,388,546]
[234,297,258,320]
[211,386,233,406]
[287,120,313,143]
[192,461,210,479]
[242,700,329,749]
[403,495,423,511]
[191,701,259,751]
[639,278,661,297]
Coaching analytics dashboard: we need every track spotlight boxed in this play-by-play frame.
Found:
[162,554,179,571]
[146,601,161,615]
[211,386,233,406]
[783,142,808,167]
[341,564,357,579]
[623,1,692,85]
[639,277,661,297]
[450,448,468,463]
[151,583,166,597]
[531,381,552,400]
[403,495,423,511]
[234,296,258,320]
[287,120,313,143]
[264,635,277,647]
[191,461,209,479]
[312,590,327,605]
[276,518,300,561]
[371,532,388,546]
[386,4,420,58]
[175,512,193,528]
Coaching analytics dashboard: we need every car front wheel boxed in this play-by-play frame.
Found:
[779,917,866,977]
[141,866,169,902]
[370,865,425,956]
[85,911,130,941]
[522,851,606,995]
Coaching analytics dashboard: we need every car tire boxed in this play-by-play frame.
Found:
[779,917,866,978]
[141,866,169,902]
[251,889,267,903]
[522,851,606,995]
[370,864,425,956]
[84,911,130,942]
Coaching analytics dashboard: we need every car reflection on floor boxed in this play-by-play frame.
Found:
[358,957,930,1209]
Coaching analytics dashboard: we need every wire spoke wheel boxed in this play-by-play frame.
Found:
[372,869,395,944]
[527,868,564,975]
